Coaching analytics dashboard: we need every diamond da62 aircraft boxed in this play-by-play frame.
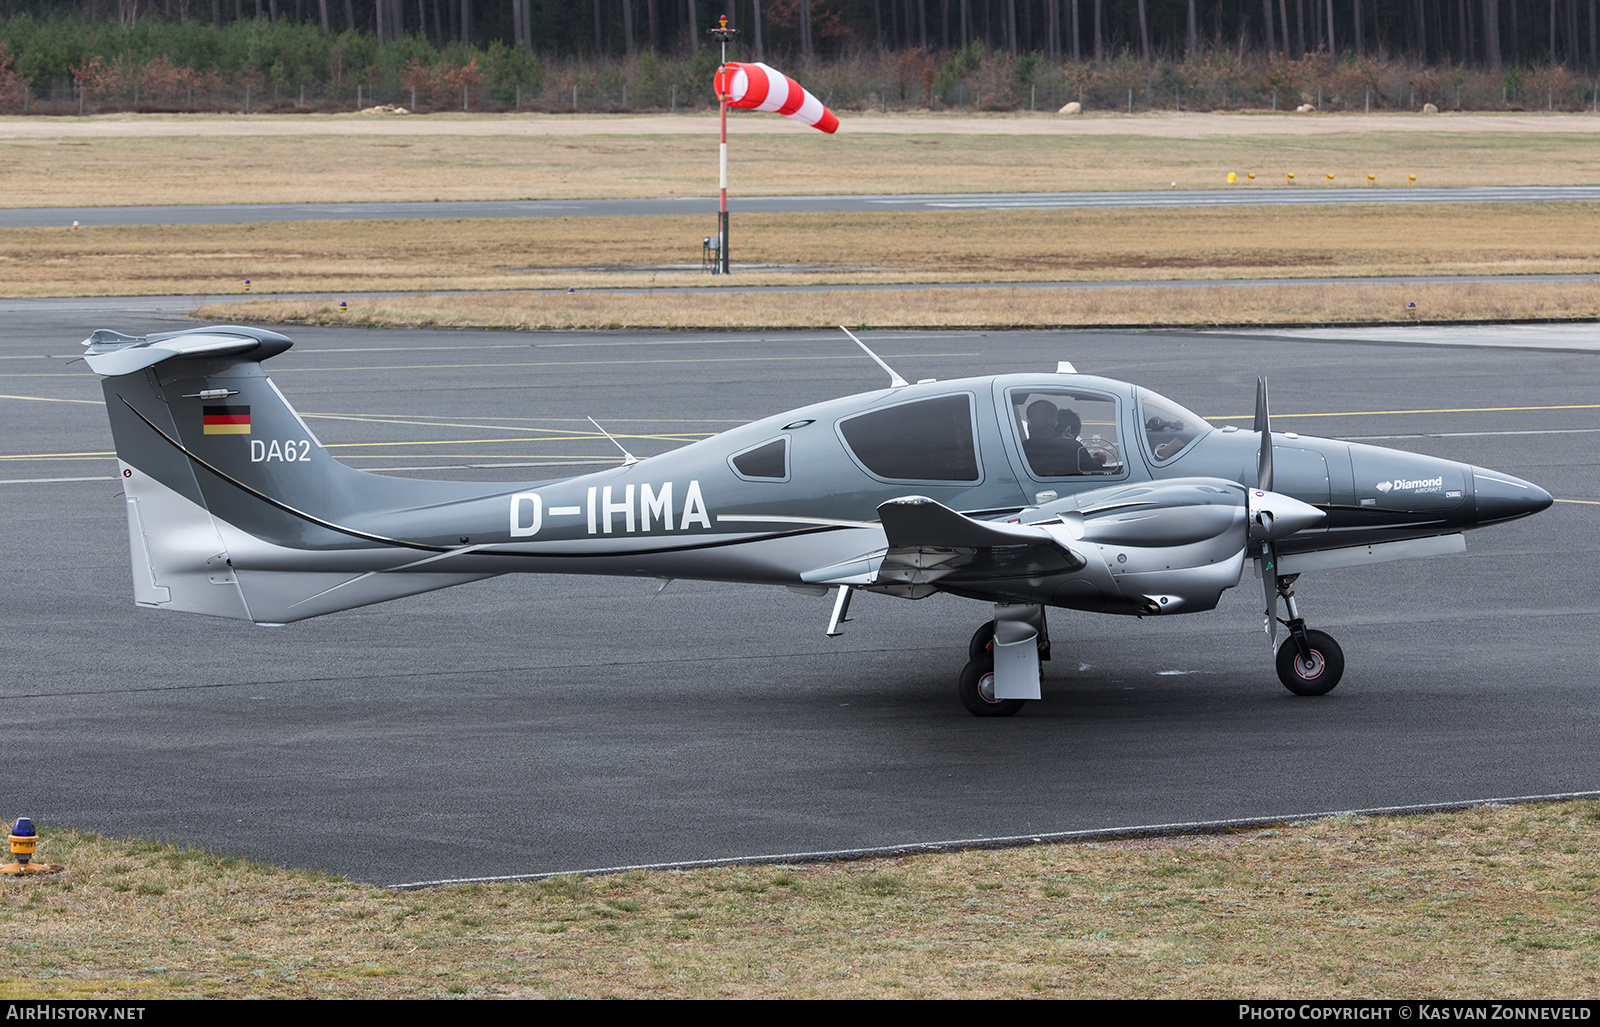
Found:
[85,325,1552,716]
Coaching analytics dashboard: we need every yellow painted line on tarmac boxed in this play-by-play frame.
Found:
[1211,403,1600,421]
[1555,498,1600,505]
[341,454,621,461]
[304,413,747,424]
[0,450,115,459]
[303,412,722,437]
[322,433,714,449]
[0,435,706,459]
[0,393,104,404]
[271,352,973,374]
[0,352,972,380]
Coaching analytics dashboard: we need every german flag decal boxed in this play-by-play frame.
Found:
[203,405,251,435]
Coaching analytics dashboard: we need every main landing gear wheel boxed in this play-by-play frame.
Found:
[968,621,996,660]
[969,618,1050,662]
[1276,630,1344,696]
[958,655,1026,717]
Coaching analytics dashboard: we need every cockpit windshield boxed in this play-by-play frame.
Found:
[1137,388,1212,463]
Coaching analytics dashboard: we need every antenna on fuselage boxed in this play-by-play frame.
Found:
[587,416,639,466]
[838,326,908,388]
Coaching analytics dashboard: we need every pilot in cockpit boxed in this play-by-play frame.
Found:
[1024,400,1103,476]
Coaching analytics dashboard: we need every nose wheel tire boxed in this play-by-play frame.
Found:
[1275,630,1344,696]
[958,655,1026,717]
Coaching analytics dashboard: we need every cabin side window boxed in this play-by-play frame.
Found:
[1006,388,1124,478]
[729,437,790,481]
[837,394,980,482]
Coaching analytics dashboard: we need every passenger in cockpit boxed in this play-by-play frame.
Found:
[1057,408,1108,471]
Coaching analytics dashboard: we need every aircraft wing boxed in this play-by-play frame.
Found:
[802,497,1086,600]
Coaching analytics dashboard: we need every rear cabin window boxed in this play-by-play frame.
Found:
[729,437,789,481]
[838,394,980,482]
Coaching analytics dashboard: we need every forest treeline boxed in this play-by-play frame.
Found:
[0,1,1595,114]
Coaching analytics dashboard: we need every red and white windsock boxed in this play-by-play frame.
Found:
[714,62,839,134]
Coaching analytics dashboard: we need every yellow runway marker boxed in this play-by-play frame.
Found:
[1555,499,1600,505]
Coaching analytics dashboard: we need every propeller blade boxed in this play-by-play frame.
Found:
[1259,541,1279,647]
[1254,376,1273,492]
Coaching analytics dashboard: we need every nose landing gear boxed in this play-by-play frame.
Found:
[1272,577,1344,696]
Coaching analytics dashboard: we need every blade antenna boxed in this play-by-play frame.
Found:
[838,326,908,388]
[587,416,639,466]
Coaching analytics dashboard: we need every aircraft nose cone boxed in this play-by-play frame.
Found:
[1472,467,1554,523]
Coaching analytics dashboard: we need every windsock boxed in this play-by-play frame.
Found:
[714,62,839,134]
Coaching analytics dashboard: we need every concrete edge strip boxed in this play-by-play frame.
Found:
[387,788,1600,889]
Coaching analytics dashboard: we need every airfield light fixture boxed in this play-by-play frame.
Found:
[9,818,34,864]
[3,817,65,877]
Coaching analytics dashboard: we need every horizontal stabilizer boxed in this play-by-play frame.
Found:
[83,325,293,377]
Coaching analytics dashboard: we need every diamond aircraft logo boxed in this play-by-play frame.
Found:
[1375,480,1394,493]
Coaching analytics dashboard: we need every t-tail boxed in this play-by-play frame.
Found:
[87,326,522,624]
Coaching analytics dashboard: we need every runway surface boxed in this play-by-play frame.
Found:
[5,185,1599,227]
[3,310,1596,884]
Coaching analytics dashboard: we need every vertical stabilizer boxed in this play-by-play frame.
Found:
[87,326,499,623]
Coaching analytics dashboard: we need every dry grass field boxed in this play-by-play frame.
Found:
[3,112,1596,328]
[204,279,1600,331]
[3,803,1596,999]
[1,112,1598,207]
[8,204,1598,300]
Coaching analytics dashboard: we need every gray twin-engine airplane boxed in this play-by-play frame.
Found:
[85,324,1552,716]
